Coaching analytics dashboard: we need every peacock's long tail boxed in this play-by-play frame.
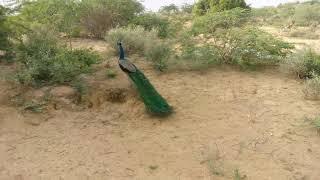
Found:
[127,69,172,116]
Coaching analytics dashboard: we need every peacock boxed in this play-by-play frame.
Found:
[117,42,172,116]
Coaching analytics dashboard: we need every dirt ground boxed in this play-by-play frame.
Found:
[1,37,320,180]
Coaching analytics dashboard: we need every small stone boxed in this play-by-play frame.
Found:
[14,175,23,180]
[149,165,158,170]
[307,148,312,152]
[51,86,76,98]
[263,100,280,106]
[24,118,42,126]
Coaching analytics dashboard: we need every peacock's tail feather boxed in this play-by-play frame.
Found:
[127,69,172,116]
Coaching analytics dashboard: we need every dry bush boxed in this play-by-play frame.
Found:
[303,74,320,100]
[106,26,173,71]
[280,50,309,78]
[281,49,320,78]
[80,7,114,38]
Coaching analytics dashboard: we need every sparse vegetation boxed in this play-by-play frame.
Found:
[145,41,173,71]
[23,101,46,113]
[179,39,222,69]
[281,50,320,100]
[253,1,320,27]
[303,74,320,100]
[233,169,247,180]
[106,69,117,78]
[313,117,320,134]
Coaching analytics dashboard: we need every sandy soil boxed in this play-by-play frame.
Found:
[1,39,320,180]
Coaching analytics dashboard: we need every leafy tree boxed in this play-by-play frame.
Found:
[218,0,248,11]
[181,3,194,13]
[0,5,12,59]
[192,8,250,34]
[159,4,179,14]
[193,0,249,16]
[81,0,143,25]
[17,0,144,39]
[79,0,144,38]
[130,13,169,38]
[193,0,211,16]
[18,0,81,48]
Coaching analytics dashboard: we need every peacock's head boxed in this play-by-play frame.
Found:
[117,41,122,47]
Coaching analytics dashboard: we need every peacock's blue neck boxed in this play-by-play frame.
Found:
[119,45,125,60]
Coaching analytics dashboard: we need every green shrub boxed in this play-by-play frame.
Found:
[188,8,292,70]
[305,52,320,76]
[226,27,293,68]
[15,26,100,86]
[191,27,293,68]
[172,30,222,70]
[180,43,222,70]
[18,0,81,39]
[281,50,320,78]
[164,14,191,38]
[190,8,293,69]
[23,101,46,113]
[145,42,172,71]
[130,13,170,38]
[18,0,144,39]
[51,49,100,83]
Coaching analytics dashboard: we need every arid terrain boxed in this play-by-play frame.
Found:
[1,35,320,180]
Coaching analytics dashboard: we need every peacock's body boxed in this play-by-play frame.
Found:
[117,42,172,116]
